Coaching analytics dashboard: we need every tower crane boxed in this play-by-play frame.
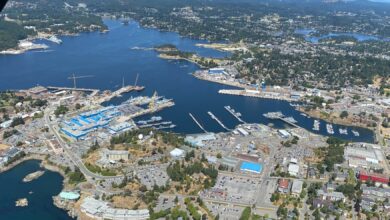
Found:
[68,74,94,89]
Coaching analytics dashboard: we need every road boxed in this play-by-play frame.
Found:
[43,106,123,182]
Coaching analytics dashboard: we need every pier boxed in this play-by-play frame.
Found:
[207,111,231,131]
[218,89,295,101]
[189,113,208,133]
[263,112,299,128]
[98,85,145,103]
[47,86,99,93]
[224,106,245,123]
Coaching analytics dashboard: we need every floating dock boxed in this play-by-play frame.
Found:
[207,111,230,131]
[189,113,208,133]
[224,106,245,123]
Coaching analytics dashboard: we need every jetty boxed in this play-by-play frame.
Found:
[224,106,245,123]
[207,111,231,131]
[189,113,208,133]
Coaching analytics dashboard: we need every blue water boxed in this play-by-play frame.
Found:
[0,160,73,220]
[295,28,389,43]
[0,19,374,142]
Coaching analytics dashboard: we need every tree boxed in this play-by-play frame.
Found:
[340,111,349,119]
[10,117,24,127]
[239,207,251,220]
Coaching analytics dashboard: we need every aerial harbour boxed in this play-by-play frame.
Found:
[1,1,390,219]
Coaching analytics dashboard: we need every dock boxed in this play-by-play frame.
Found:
[224,106,245,123]
[218,89,295,101]
[207,111,231,131]
[98,85,145,103]
[189,113,208,133]
[47,86,99,93]
[263,112,299,128]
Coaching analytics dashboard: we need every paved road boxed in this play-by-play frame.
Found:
[43,106,123,181]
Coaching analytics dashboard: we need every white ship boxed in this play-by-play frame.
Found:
[326,124,334,134]
[313,120,320,131]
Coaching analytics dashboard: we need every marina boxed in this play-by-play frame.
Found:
[224,106,245,123]
[207,111,231,131]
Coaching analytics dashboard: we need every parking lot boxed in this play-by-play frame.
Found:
[200,174,260,205]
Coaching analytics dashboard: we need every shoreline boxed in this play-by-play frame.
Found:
[0,154,78,219]
[297,106,376,132]
[158,53,208,68]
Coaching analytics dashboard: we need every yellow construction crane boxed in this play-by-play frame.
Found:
[68,74,94,88]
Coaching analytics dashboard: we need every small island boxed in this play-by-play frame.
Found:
[154,44,221,68]
[23,170,45,183]
[15,198,28,207]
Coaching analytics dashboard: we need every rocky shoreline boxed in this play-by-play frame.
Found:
[0,154,80,219]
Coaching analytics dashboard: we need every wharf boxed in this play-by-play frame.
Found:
[193,72,249,89]
[224,106,245,123]
[47,86,99,93]
[207,111,231,131]
[117,101,174,123]
[263,112,299,128]
[219,89,294,101]
[189,113,208,133]
[98,85,145,103]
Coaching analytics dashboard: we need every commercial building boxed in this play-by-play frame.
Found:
[358,170,389,184]
[240,161,262,174]
[59,191,80,201]
[316,190,345,202]
[278,179,290,193]
[278,129,291,138]
[288,163,299,176]
[291,180,303,196]
[170,148,185,158]
[102,148,129,162]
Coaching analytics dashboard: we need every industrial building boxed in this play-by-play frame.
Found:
[345,143,385,169]
[60,106,122,140]
[208,67,227,75]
